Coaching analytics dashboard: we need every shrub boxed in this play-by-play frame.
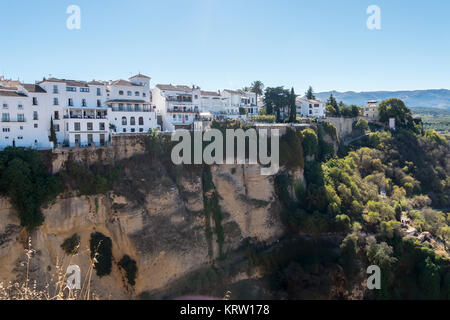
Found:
[0,148,61,231]
[61,234,80,255]
[302,129,318,157]
[118,255,138,286]
[89,232,113,277]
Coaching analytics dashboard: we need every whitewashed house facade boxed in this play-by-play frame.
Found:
[106,74,158,134]
[296,97,326,118]
[152,84,201,132]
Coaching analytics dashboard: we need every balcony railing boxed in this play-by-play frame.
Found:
[64,115,107,119]
[111,107,152,112]
[167,107,199,113]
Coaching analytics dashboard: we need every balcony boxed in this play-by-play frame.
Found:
[64,114,107,120]
[167,96,192,103]
[111,106,152,112]
[167,107,199,113]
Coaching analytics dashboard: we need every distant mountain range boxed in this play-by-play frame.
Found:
[315,89,450,110]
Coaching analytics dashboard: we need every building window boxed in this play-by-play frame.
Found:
[80,88,89,93]
[82,99,87,107]
[131,128,135,133]
[18,136,23,140]
[139,128,144,132]
[33,111,38,120]
[97,100,101,107]
[75,134,81,144]
[17,114,25,122]
[2,104,8,109]
[143,93,146,97]
[18,104,23,109]
[119,90,124,95]
[88,134,93,144]
[68,98,73,106]
[66,87,76,92]
[74,123,80,131]
[123,128,126,133]
[87,122,93,131]
[130,117,136,125]
[139,117,144,125]
[2,128,10,132]
[99,122,105,130]
[53,98,59,105]
[135,91,140,96]
[53,85,58,94]
[119,103,124,111]
[97,88,101,96]
[122,117,127,125]
[55,124,60,132]
[54,111,59,120]
[135,104,139,111]
[127,91,132,96]
[34,124,38,128]
[32,97,38,105]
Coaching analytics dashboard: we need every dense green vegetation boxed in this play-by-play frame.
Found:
[0,148,61,231]
[118,255,138,286]
[90,232,113,277]
[61,234,80,255]
[272,99,450,299]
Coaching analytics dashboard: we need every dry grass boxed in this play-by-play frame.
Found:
[0,237,99,300]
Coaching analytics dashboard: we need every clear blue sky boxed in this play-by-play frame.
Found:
[1,0,449,93]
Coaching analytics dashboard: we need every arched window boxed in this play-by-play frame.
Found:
[135,91,140,96]
[127,91,132,96]
[119,90,124,95]
[139,117,144,125]
[122,117,127,125]
[130,117,136,126]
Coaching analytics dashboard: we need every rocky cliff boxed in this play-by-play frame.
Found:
[0,158,286,299]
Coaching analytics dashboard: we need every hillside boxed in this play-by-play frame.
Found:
[316,89,450,109]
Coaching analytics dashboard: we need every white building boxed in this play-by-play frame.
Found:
[0,82,52,149]
[0,72,158,149]
[152,84,200,132]
[106,74,158,135]
[221,89,258,119]
[362,100,379,121]
[296,97,326,118]
[38,78,109,147]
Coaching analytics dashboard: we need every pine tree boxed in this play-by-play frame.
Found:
[49,117,57,147]
[305,86,315,100]
[289,87,297,122]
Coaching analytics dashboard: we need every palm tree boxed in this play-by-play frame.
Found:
[250,81,264,106]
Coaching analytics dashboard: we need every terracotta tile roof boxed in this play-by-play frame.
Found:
[201,90,220,96]
[40,78,88,88]
[129,73,151,79]
[156,84,193,92]
[111,79,140,87]
[88,80,106,86]
[22,84,46,93]
[0,90,27,97]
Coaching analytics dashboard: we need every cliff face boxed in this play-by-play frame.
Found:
[0,162,285,299]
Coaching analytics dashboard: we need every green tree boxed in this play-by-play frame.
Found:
[302,129,319,157]
[90,232,113,277]
[250,80,264,106]
[378,98,413,127]
[288,87,297,123]
[264,87,290,122]
[305,86,315,100]
[50,117,57,146]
